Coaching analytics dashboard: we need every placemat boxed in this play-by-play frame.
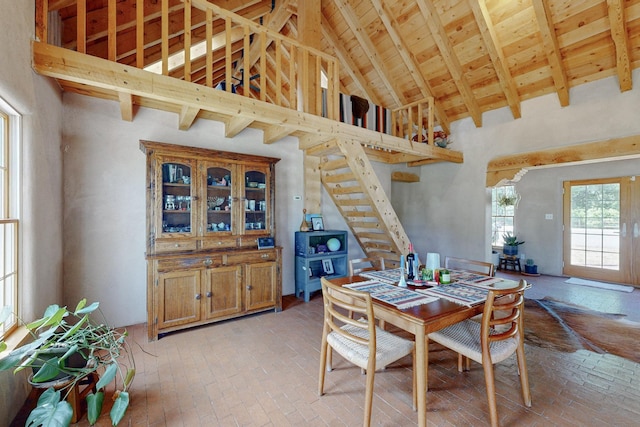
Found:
[345,280,438,309]
[416,282,489,306]
[359,268,404,284]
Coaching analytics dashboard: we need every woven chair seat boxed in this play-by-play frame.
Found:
[327,322,414,370]
[430,320,518,365]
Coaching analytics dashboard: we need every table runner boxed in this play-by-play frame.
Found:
[345,280,438,309]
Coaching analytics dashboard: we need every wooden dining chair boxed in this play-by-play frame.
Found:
[444,256,495,277]
[318,278,416,427]
[348,257,385,276]
[428,280,531,427]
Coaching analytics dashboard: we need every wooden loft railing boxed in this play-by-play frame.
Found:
[392,98,435,145]
[35,0,340,121]
[33,0,451,159]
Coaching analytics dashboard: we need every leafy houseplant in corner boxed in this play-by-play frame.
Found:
[0,299,135,427]
[524,258,538,275]
[502,232,524,256]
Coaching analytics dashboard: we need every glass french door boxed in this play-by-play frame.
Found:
[563,176,640,285]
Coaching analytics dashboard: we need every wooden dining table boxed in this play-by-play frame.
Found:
[326,274,521,427]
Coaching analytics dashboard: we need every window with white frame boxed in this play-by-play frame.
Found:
[491,185,517,247]
[0,99,20,339]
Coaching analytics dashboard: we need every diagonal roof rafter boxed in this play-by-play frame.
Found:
[369,0,451,133]
[532,0,570,107]
[606,0,632,92]
[415,0,483,127]
[469,0,521,120]
[332,0,406,108]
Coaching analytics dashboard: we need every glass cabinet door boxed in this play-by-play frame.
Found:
[205,164,233,234]
[244,167,268,233]
[160,159,195,236]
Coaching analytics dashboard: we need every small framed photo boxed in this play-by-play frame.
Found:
[322,259,334,275]
[308,267,313,277]
[311,216,324,231]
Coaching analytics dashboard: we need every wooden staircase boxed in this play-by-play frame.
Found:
[317,139,410,267]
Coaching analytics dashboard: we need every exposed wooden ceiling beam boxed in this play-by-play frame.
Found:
[369,0,451,133]
[486,134,640,186]
[607,0,632,92]
[469,0,521,120]
[532,0,570,107]
[320,19,381,106]
[415,0,482,127]
[332,0,405,108]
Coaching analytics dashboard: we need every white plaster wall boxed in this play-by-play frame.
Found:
[393,71,640,277]
[0,1,64,424]
[62,93,304,327]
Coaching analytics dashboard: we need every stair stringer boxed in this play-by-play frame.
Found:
[320,138,410,267]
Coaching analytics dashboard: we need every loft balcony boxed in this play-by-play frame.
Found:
[33,0,462,165]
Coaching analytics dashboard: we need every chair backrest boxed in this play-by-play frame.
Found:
[320,278,377,362]
[445,256,495,276]
[348,257,385,276]
[480,279,527,353]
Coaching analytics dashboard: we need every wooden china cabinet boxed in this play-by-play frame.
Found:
[140,140,282,340]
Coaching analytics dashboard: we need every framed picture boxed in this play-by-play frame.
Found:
[322,259,334,275]
[311,216,324,231]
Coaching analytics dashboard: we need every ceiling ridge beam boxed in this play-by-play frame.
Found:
[415,0,483,127]
[332,0,406,108]
[469,0,521,120]
[532,0,570,107]
[607,0,632,92]
[369,0,451,133]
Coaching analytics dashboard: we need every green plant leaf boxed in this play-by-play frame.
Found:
[25,388,73,427]
[26,306,67,331]
[110,391,129,426]
[86,391,104,425]
[96,362,118,390]
[74,298,87,313]
[31,356,63,383]
[59,315,88,341]
[76,301,99,315]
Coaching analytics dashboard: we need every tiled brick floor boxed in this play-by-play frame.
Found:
[12,273,640,426]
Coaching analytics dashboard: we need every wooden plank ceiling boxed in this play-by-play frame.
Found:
[50,0,640,133]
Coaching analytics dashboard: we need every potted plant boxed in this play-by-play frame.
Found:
[0,299,135,426]
[502,232,524,256]
[524,258,538,275]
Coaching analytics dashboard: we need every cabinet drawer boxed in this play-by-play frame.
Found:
[157,255,222,272]
[200,237,238,250]
[154,239,198,253]
[226,250,276,265]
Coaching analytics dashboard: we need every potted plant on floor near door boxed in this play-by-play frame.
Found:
[0,299,135,427]
[524,258,539,275]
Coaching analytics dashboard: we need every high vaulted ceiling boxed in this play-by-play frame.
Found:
[51,0,640,133]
